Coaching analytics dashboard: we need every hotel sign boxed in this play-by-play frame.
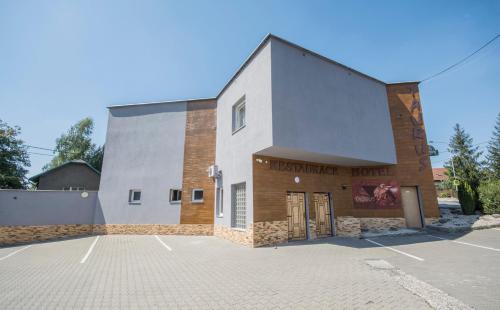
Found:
[352,167,393,177]
[269,160,336,175]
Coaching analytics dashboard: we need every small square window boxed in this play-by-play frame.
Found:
[170,189,182,203]
[129,189,141,204]
[232,97,246,133]
[192,189,204,203]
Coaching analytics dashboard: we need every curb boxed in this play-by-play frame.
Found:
[426,223,500,233]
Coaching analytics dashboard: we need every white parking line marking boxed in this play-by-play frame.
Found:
[0,245,32,261]
[155,235,172,251]
[80,236,100,264]
[365,239,425,261]
[428,235,500,252]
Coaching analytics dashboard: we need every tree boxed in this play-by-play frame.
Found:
[0,119,31,188]
[445,124,483,211]
[87,145,104,172]
[45,117,104,171]
[478,179,500,215]
[486,113,500,179]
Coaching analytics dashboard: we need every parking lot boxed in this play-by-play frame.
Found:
[0,229,498,309]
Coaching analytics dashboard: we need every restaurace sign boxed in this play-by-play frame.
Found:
[269,160,336,175]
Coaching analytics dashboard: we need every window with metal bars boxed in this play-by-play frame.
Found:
[231,183,246,229]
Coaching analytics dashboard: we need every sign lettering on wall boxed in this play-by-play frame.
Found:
[351,167,393,177]
[352,180,402,209]
[410,91,428,171]
[269,160,336,175]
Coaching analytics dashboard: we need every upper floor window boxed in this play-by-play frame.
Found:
[129,189,141,204]
[232,97,246,133]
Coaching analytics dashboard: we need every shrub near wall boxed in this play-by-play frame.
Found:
[479,179,500,215]
[458,182,477,215]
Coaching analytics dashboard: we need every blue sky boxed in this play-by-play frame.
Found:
[1,0,499,176]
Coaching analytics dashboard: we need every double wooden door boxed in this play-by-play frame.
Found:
[287,192,333,240]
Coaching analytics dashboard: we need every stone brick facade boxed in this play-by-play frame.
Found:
[0,224,93,245]
[359,218,407,231]
[253,221,288,247]
[92,224,213,235]
[0,224,213,246]
[336,217,361,237]
[213,224,254,246]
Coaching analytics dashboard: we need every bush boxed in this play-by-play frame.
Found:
[478,179,500,215]
[458,182,477,215]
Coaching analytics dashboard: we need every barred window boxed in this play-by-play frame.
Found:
[231,183,246,229]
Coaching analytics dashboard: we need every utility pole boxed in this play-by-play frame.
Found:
[450,156,458,191]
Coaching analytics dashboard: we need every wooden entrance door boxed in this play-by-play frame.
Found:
[313,193,332,237]
[287,192,306,240]
[401,187,423,228]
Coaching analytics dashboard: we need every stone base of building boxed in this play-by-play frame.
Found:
[0,224,213,246]
[336,216,362,237]
[0,224,93,245]
[425,218,439,226]
[92,224,213,235]
[359,218,407,230]
[253,221,288,247]
[213,224,254,246]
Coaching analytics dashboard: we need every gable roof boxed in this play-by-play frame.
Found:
[216,34,387,99]
[29,160,100,183]
[109,33,412,109]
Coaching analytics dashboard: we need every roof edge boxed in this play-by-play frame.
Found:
[386,81,421,85]
[29,160,101,182]
[108,97,216,109]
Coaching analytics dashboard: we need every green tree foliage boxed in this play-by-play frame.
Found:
[0,119,30,188]
[486,113,500,179]
[478,179,500,214]
[45,118,104,171]
[445,124,483,211]
[458,181,477,215]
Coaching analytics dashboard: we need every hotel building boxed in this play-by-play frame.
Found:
[95,34,439,247]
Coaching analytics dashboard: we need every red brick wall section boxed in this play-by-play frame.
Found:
[385,83,439,218]
[180,100,217,224]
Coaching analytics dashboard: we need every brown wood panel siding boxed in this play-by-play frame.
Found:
[253,156,353,223]
[180,100,217,224]
[385,83,439,218]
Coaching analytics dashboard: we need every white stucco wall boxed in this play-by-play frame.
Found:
[215,41,273,227]
[268,38,397,166]
[96,102,187,224]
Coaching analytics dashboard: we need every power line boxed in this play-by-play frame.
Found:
[26,145,55,152]
[27,152,54,157]
[421,34,500,83]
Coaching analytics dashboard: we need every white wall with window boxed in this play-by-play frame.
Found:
[231,183,246,229]
[97,101,187,224]
[214,39,273,229]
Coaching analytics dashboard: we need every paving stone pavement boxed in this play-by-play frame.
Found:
[0,235,434,309]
